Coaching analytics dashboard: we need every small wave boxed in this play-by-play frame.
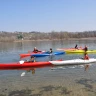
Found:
[68,66,76,69]
[50,68,57,70]
[78,65,84,68]
[57,67,66,69]
[49,69,56,71]
[50,67,66,71]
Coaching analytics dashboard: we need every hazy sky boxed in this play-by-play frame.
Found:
[0,0,96,32]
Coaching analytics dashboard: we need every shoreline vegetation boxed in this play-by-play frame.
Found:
[0,31,96,42]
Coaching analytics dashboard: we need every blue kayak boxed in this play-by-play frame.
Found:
[31,51,65,57]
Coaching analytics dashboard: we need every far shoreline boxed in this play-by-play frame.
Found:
[14,37,96,42]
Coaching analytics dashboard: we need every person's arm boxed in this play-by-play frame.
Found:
[34,59,36,62]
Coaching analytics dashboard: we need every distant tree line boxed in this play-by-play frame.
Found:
[0,31,96,42]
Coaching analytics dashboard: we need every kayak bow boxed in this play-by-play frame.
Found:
[49,58,96,65]
[0,61,52,70]
[20,51,45,58]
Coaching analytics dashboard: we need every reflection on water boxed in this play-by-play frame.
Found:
[0,40,96,95]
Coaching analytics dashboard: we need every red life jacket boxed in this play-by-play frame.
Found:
[84,55,89,60]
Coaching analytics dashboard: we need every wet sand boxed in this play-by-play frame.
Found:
[0,65,96,96]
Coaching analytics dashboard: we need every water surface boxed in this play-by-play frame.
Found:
[0,40,96,96]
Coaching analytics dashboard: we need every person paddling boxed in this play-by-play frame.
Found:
[84,52,90,71]
[49,48,54,60]
[84,53,89,60]
[83,45,88,52]
[49,48,53,53]
[22,56,36,76]
[33,47,39,53]
[75,44,78,49]
[29,56,35,62]
[29,56,36,73]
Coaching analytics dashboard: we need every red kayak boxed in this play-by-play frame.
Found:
[20,51,45,58]
[0,61,52,70]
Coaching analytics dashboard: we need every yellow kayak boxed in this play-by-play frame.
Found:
[65,50,96,53]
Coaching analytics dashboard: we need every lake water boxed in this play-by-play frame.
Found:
[0,40,96,96]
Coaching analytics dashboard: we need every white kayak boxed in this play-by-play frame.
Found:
[49,58,96,65]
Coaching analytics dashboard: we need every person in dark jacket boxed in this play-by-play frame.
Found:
[49,48,53,53]
[83,45,88,52]
[75,44,78,49]
[29,56,35,62]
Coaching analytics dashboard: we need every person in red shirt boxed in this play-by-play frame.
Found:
[84,53,89,60]
[33,47,39,53]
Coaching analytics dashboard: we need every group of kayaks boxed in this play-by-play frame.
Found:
[0,47,96,70]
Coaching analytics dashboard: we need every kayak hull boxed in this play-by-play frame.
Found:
[49,58,96,65]
[0,61,52,70]
[20,51,44,58]
[66,50,96,53]
[31,51,65,57]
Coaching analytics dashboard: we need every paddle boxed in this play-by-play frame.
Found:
[21,72,26,77]
[19,60,24,64]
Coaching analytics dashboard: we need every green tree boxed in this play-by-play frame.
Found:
[17,34,23,39]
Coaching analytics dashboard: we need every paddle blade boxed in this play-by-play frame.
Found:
[21,72,26,77]
[19,60,24,64]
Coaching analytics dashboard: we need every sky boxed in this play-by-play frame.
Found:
[0,0,96,32]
